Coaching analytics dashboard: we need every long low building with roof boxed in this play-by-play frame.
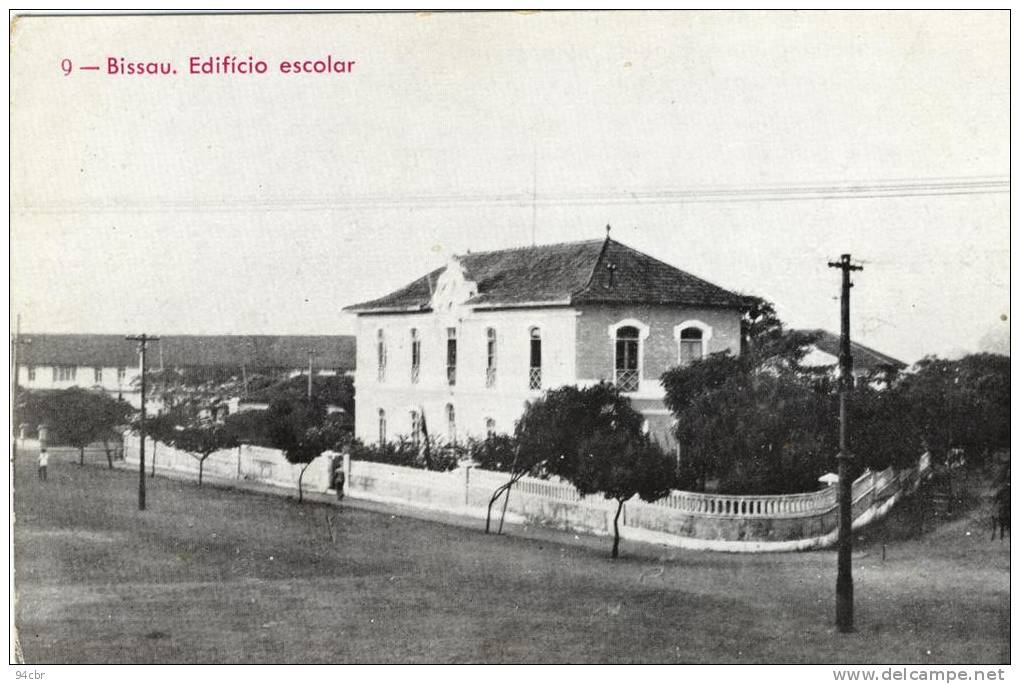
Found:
[15,333,356,409]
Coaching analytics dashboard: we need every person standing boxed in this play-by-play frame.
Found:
[332,457,346,501]
[38,448,48,481]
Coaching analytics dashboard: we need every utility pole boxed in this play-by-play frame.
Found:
[307,350,314,400]
[127,334,159,511]
[828,253,862,633]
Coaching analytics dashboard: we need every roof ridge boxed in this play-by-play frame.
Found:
[456,237,605,259]
[570,235,611,300]
[604,237,740,293]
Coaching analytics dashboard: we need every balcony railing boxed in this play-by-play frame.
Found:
[486,366,496,388]
[410,365,419,384]
[615,369,639,392]
[447,365,456,386]
[529,367,542,390]
[377,365,386,382]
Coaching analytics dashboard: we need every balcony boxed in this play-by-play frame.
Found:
[485,366,496,388]
[615,369,639,393]
[377,365,386,383]
[410,365,420,384]
[447,365,456,386]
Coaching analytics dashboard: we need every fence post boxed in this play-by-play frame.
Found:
[464,465,471,506]
[237,445,242,480]
[343,451,351,491]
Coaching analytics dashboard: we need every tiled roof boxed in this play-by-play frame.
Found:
[345,237,748,312]
[797,329,907,371]
[18,334,356,370]
[573,238,749,307]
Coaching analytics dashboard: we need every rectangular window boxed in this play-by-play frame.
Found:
[485,328,497,388]
[529,328,542,390]
[55,365,76,382]
[94,367,103,383]
[615,327,641,393]
[26,365,35,381]
[446,403,456,442]
[679,327,706,367]
[117,367,126,383]
[410,410,421,446]
[410,329,420,384]
[377,329,387,382]
[680,340,703,365]
[446,327,457,386]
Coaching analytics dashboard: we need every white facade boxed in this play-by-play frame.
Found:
[16,363,143,407]
[354,306,578,442]
[350,248,747,446]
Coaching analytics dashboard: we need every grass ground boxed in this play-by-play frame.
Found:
[13,448,1009,664]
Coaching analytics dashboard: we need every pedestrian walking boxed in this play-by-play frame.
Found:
[38,448,48,481]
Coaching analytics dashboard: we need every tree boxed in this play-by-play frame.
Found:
[283,417,349,502]
[894,353,1009,465]
[257,389,355,501]
[18,388,133,468]
[571,431,676,558]
[465,433,537,535]
[223,409,274,448]
[664,358,839,495]
[510,383,672,555]
[246,374,355,423]
[847,383,921,471]
[515,383,646,481]
[740,296,784,357]
[143,411,186,477]
[172,424,239,486]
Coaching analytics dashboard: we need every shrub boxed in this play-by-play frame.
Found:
[348,436,460,472]
[465,433,519,472]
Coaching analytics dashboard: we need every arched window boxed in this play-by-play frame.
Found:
[410,409,421,446]
[446,403,456,442]
[529,327,542,390]
[485,417,496,436]
[410,328,420,383]
[376,329,387,382]
[615,326,640,392]
[675,321,712,367]
[378,408,387,444]
[486,328,497,388]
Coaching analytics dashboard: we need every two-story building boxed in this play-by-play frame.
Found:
[345,235,751,448]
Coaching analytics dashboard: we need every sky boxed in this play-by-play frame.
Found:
[9,11,1010,364]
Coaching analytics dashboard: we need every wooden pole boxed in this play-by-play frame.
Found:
[828,253,862,633]
[127,334,160,511]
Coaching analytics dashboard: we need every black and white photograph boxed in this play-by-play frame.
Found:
[7,9,1011,669]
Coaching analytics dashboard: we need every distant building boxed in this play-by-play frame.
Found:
[797,329,907,380]
[15,334,356,410]
[344,235,752,449]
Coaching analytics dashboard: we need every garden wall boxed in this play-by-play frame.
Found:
[344,453,932,552]
[122,432,332,492]
[122,430,931,553]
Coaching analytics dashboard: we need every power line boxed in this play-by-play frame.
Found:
[12,176,1009,214]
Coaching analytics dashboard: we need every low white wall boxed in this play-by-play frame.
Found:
[122,432,332,493]
[345,454,932,553]
[122,428,931,553]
